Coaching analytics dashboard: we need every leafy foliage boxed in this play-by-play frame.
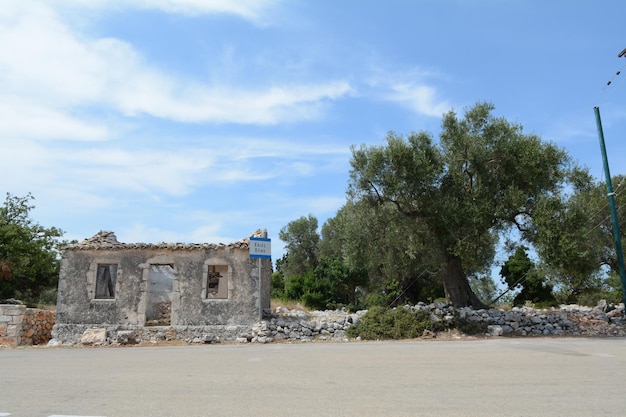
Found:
[532,174,625,304]
[346,306,444,340]
[499,246,556,307]
[277,102,622,310]
[348,102,575,307]
[277,216,368,310]
[0,193,64,304]
[319,200,444,307]
[278,214,319,282]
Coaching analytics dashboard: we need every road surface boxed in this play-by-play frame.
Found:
[0,338,624,417]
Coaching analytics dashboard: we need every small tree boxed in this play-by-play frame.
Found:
[0,193,64,304]
[500,246,556,306]
[278,214,320,281]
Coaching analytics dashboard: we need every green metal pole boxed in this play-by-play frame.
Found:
[594,106,626,306]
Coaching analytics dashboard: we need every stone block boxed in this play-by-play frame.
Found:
[81,328,107,345]
[2,305,26,316]
[0,337,17,346]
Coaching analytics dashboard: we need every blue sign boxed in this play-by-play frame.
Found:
[249,237,271,259]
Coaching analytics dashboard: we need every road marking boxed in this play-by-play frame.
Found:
[0,414,105,417]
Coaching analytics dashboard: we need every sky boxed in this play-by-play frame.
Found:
[2,0,626,266]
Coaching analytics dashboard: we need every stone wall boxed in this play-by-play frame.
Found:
[0,304,55,347]
[0,304,26,346]
[47,302,626,347]
[21,308,55,345]
[246,302,626,343]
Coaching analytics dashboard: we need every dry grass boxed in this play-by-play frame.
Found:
[270,298,310,312]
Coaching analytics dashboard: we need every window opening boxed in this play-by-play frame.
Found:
[206,266,222,297]
[146,264,174,326]
[95,264,117,299]
[203,264,228,299]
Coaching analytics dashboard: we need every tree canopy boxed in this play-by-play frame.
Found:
[499,246,556,307]
[347,102,576,307]
[532,174,625,304]
[276,102,622,309]
[0,193,64,304]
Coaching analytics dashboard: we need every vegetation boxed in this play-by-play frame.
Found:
[274,215,368,311]
[0,193,65,306]
[348,102,576,307]
[532,175,626,304]
[346,306,445,340]
[499,246,557,307]
[277,102,625,310]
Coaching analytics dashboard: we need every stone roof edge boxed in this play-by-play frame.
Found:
[64,229,267,251]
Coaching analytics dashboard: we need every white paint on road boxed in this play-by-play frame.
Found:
[1,415,105,417]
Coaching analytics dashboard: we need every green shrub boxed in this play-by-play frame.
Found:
[347,306,443,340]
[270,272,286,299]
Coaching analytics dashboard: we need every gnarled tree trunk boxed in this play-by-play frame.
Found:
[442,255,486,308]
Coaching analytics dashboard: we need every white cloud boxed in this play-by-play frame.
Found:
[365,66,452,118]
[113,80,353,124]
[52,0,279,21]
[0,0,353,237]
[54,146,216,195]
[386,83,451,118]
[0,100,109,141]
[0,0,351,146]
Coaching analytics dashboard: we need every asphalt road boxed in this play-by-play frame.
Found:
[0,338,625,417]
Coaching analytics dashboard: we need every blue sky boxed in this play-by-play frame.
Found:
[2,0,626,266]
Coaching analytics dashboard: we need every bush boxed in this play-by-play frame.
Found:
[270,272,286,299]
[346,306,444,340]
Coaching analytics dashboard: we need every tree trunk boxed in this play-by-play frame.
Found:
[442,255,486,308]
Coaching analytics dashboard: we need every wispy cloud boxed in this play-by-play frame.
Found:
[385,83,451,118]
[50,0,280,21]
[113,80,353,124]
[0,100,109,141]
[365,66,452,118]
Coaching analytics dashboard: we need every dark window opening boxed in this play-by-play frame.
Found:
[95,264,117,299]
[206,266,222,297]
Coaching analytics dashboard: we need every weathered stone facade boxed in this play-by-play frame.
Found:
[52,230,271,345]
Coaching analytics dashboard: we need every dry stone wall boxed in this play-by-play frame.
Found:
[241,303,626,343]
[0,303,25,346]
[48,302,626,347]
[0,303,55,347]
[21,308,55,345]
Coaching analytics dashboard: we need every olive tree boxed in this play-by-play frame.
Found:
[348,102,575,307]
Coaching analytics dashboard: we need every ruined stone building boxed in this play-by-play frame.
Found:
[52,230,271,344]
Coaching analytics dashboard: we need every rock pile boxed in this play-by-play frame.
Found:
[239,308,366,344]
[21,309,55,345]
